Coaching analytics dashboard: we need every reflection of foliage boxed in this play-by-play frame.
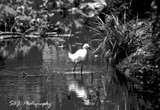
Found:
[0,36,66,67]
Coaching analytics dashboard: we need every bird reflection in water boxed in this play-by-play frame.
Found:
[68,80,90,105]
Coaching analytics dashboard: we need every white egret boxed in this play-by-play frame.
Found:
[68,43,92,79]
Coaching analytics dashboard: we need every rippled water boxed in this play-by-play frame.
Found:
[0,37,105,110]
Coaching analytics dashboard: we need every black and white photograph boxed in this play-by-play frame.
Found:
[0,0,160,110]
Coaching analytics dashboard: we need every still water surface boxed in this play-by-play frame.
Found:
[0,38,104,110]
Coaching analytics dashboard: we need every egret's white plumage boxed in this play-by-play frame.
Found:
[68,43,91,78]
[68,44,89,63]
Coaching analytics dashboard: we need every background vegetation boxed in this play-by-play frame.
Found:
[0,0,160,109]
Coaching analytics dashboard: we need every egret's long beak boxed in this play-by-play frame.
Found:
[88,47,92,51]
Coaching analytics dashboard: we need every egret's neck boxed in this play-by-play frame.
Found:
[83,48,87,53]
[68,51,71,54]
[83,47,87,50]
[68,52,73,58]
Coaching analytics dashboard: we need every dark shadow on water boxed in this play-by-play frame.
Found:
[24,46,43,66]
[0,56,6,71]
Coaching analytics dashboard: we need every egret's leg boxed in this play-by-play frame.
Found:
[91,71,93,84]
[81,64,83,80]
[73,63,77,72]
[73,63,77,78]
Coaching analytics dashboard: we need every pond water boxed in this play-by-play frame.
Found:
[0,37,107,110]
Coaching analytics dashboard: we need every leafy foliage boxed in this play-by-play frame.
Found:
[91,4,160,110]
[0,0,160,109]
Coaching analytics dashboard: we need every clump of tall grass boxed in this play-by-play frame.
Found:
[92,12,152,71]
[90,13,152,109]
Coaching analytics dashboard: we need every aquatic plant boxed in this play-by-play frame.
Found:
[90,11,158,109]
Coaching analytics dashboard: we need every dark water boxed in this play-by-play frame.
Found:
[0,37,105,110]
